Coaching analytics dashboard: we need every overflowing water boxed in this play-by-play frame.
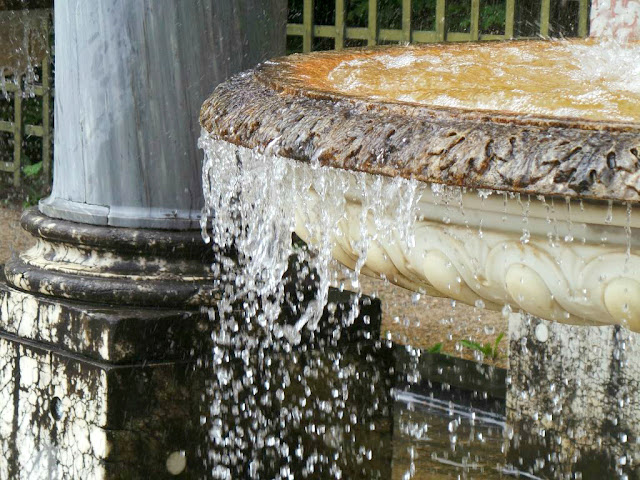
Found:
[200,135,423,344]
[199,130,640,479]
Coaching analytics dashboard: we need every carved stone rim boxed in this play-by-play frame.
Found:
[200,40,640,203]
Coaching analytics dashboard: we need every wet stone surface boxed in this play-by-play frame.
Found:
[0,260,396,479]
[508,314,640,479]
[4,209,218,308]
[0,278,211,364]
[0,333,208,479]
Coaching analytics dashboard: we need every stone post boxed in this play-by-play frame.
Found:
[507,314,640,479]
[590,0,640,42]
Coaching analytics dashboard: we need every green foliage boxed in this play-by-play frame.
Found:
[460,332,504,360]
[460,332,505,360]
[0,0,53,11]
[480,2,508,33]
[346,0,368,27]
[446,1,472,32]
[426,333,505,360]
[22,160,42,178]
[18,161,45,206]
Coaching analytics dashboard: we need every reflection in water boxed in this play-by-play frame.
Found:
[392,391,508,480]
[198,305,640,479]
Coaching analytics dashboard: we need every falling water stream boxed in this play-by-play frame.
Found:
[3,2,639,478]
[199,140,640,479]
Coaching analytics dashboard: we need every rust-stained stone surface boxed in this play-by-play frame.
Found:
[0,289,392,479]
[0,278,211,364]
[507,315,640,478]
[200,41,640,203]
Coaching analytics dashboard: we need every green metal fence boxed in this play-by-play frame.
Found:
[0,7,53,190]
[0,58,52,189]
[287,0,590,52]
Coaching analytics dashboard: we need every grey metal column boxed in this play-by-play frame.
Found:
[41,0,286,229]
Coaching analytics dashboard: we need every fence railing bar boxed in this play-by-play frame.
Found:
[24,125,44,137]
[303,0,313,52]
[314,25,336,37]
[286,23,305,35]
[335,0,346,49]
[402,0,412,43]
[297,27,515,44]
[411,30,440,42]
[13,91,22,187]
[480,33,509,41]
[345,27,369,40]
[379,28,403,42]
[540,0,551,36]
[505,0,516,38]
[1,83,19,93]
[446,32,472,41]
[0,82,45,96]
[436,0,446,41]
[42,40,52,184]
[578,0,589,37]
[1,161,15,172]
[470,0,480,40]
[368,0,378,45]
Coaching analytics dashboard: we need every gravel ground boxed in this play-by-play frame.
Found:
[0,206,33,266]
[0,206,507,366]
[359,275,508,367]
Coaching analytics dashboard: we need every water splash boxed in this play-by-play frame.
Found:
[321,39,640,123]
[199,130,640,479]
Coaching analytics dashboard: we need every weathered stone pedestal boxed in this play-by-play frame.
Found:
[0,213,388,479]
[507,313,640,479]
[0,281,389,479]
[0,210,216,478]
[0,328,209,478]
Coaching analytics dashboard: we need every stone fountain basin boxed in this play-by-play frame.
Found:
[201,39,640,331]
